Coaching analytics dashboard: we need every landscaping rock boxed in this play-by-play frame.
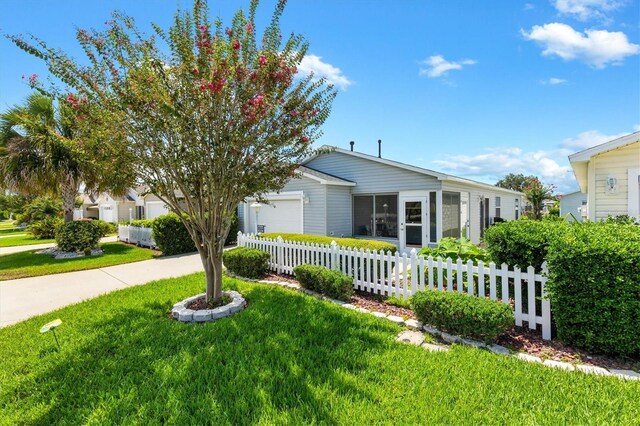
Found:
[487,344,510,355]
[543,360,575,371]
[342,304,356,310]
[210,305,231,319]
[609,369,640,380]
[386,315,405,325]
[516,353,542,363]
[371,311,387,318]
[461,338,485,349]
[193,310,212,322]
[576,364,611,376]
[405,319,423,330]
[422,324,441,337]
[440,332,461,344]
[356,307,370,314]
[422,342,449,352]
[178,310,194,322]
[396,330,425,346]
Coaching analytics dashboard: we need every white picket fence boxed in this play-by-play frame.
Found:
[117,225,156,248]
[237,233,551,339]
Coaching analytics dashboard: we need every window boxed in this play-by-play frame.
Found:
[495,196,501,219]
[353,194,398,238]
[442,191,461,238]
[515,198,520,219]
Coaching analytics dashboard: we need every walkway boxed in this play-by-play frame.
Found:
[0,252,204,328]
[0,236,119,255]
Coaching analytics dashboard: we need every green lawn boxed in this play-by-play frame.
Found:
[0,242,156,280]
[0,219,16,229]
[0,274,637,424]
[0,232,55,247]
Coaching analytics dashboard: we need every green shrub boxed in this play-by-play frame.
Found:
[411,290,513,343]
[483,219,566,269]
[418,237,489,263]
[294,264,354,301]
[20,197,62,224]
[546,223,640,356]
[225,212,239,246]
[131,219,154,228]
[603,214,638,225]
[55,220,103,252]
[93,219,117,236]
[223,247,270,278]
[260,233,397,254]
[27,218,63,239]
[151,213,196,255]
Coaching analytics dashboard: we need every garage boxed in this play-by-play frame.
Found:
[146,201,170,220]
[246,194,303,234]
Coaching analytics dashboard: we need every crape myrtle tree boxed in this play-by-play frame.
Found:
[523,178,555,220]
[8,0,336,301]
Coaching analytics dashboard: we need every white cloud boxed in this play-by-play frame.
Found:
[522,23,639,68]
[541,77,568,85]
[559,129,630,150]
[431,127,637,193]
[524,3,536,11]
[419,55,477,78]
[297,54,352,90]
[553,0,623,21]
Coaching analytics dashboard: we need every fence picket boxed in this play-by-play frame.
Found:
[446,258,453,292]
[467,260,474,296]
[489,262,496,300]
[501,263,509,304]
[478,261,485,298]
[514,267,523,327]
[428,256,434,290]
[456,258,464,292]
[527,265,537,330]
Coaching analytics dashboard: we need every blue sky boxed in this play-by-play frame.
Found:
[1,0,639,193]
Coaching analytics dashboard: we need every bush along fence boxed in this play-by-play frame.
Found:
[118,225,155,248]
[237,232,551,340]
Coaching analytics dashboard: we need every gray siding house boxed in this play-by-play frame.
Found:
[239,146,524,252]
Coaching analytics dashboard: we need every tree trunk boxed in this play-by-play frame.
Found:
[201,249,224,301]
[60,179,77,223]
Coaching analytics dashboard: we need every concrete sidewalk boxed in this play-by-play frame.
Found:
[0,236,119,255]
[0,252,204,328]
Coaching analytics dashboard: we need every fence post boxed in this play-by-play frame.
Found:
[276,236,284,275]
[237,231,243,247]
[410,248,417,296]
[541,261,551,340]
[331,241,338,270]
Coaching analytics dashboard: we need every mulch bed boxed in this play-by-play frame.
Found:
[187,295,231,311]
[263,273,639,372]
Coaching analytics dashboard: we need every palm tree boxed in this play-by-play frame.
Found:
[0,93,114,222]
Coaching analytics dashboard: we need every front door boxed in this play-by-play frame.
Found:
[400,198,427,252]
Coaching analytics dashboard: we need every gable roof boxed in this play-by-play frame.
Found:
[569,131,640,192]
[298,165,356,186]
[303,146,523,195]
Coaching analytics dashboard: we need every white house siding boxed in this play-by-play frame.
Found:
[326,185,352,237]
[279,176,326,235]
[117,202,135,223]
[305,151,440,193]
[590,141,640,221]
[560,191,587,222]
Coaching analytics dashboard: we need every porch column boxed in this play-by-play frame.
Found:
[436,190,443,242]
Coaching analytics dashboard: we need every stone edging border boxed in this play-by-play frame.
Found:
[228,273,639,381]
[171,290,246,323]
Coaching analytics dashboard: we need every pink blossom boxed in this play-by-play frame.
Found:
[259,55,267,66]
[232,39,241,50]
[28,74,38,85]
[200,25,207,32]
[245,22,254,34]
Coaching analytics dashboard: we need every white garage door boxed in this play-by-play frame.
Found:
[100,205,114,223]
[247,199,302,234]
[146,202,170,219]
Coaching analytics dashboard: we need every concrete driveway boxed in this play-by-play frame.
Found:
[0,252,204,328]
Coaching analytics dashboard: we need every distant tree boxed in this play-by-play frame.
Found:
[0,93,131,222]
[523,178,555,220]
[495,173,537,193]
[8,0,336,302]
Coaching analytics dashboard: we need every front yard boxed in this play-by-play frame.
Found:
[0,273,637,424]
[0,231,55,248]
[0,242,157,280]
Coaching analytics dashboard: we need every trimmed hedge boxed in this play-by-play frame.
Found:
[483,219,566,269]
[223,247,270,278]
[56,220,103,252]
[93,220,117,236]
[546,223,640,356]
[28,218,63,239]
[294,264,354,301]
[131,219,154,228]
[260,233,397,253]
[411,290,513,343]
[151,214,196,256]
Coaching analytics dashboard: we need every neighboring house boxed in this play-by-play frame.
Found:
[569,131,640,222]
[95,189,140,223]
[559,191,588,222]
[239,145,524,251]
[73,193,99,220]
[143,193,171,220]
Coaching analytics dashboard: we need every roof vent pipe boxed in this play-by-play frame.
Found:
[350,141,355,151]
[378,139,382,158]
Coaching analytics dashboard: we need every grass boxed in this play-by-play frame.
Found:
[0,242,157,280]
[0,232,55,248]
[0,219,16,229]
[0,274,637,424]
